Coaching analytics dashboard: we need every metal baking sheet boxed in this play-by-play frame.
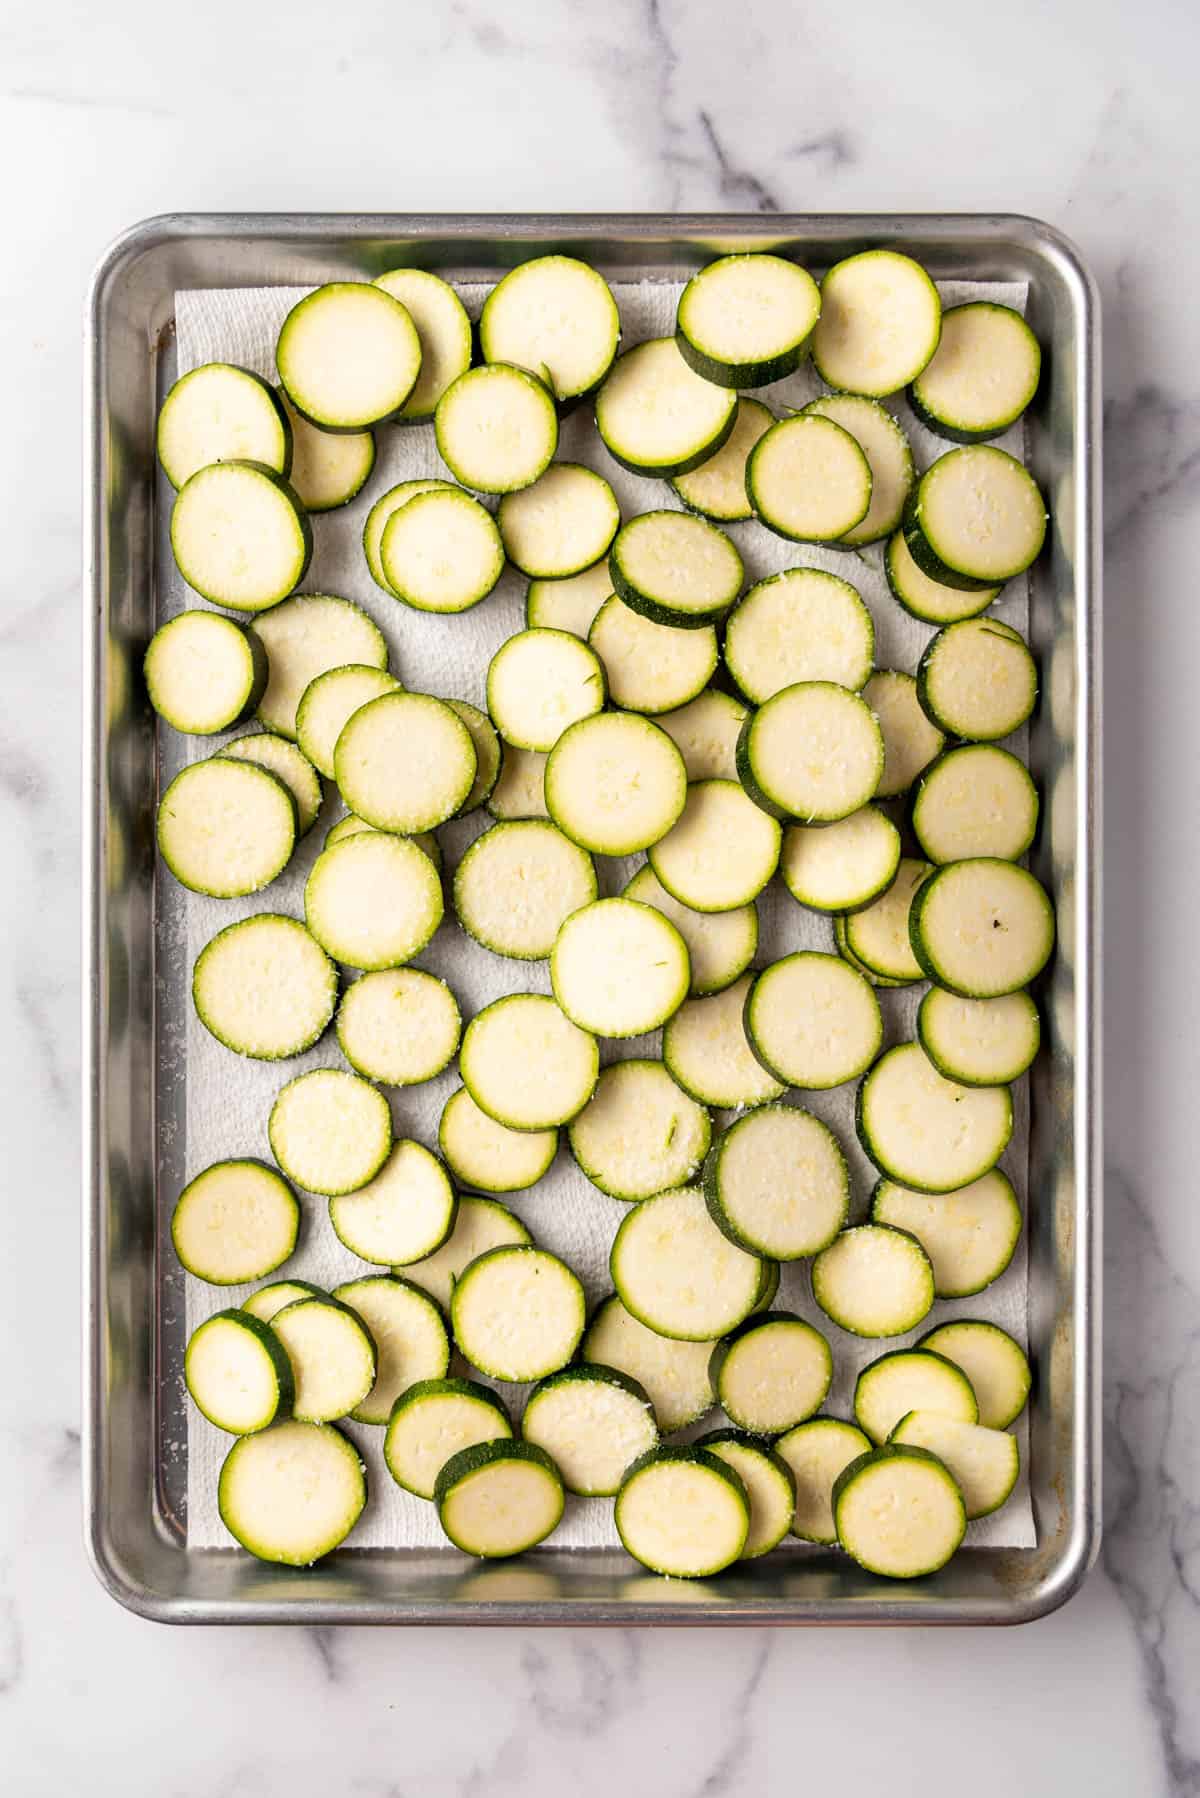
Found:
[83,213,1101,1625]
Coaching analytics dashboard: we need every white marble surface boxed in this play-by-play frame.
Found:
[1,0,1197,1791]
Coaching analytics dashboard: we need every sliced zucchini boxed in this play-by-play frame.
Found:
[904,447,1047,590]
[889,1410,1019,1519]
[676,253,821,387]
[912,744,1040,864]
[611,1185,763,1342]
[917,618,1038,741]
[304,833,444,970]
[747,414,872,544]
[324,814,442,873]
[268,1067,392,1197]
[802,394,914,546]
[335,692,477,832]
[544,712,687,855]
[856,1042,1014,1193]
[156,759,295,899]
[812,250,942,397]
[372,267,472,421]
[525,560,613,638]
[775,1417,871,1545]
[834,1443,966,1578]
[835,914,915,988]
[453,820,596,960]
[917,1320,1031,1430]
[884,528,1001,625]
[486,628,606,752]
[609,510,743,629]
[522,1364,658,1497]
[436,1439,564,1557]
[568,1057,711,1202]
[294,664,401,780]
[615,1445,748,1577]
[405,1193,532,1309]
[909,859,1055,997]
[744,951,883,1089]
[171,1158,299,1285]
[329,1139,457,1267]
[736,683,884,824]
[157,362,291,489]
[653,689,747,782]
[379,486,506,614]
[671,397,774,521]
[459,993,598,1130]
[583,1294,716,1433]
[872,1170,1021,1299]
[588,595,717,714]
[909,302,1041,444]
[281,397,374,512]
[854,1347,979,1445]
[479,255,620,400]
[331,1275,450,1425]
[385,1377,513,1499]
[438,1088,557,1195]
[251,593,388,740]
[649,778,781,911]
[811,1224,935,1338]
[219,732,322,835]
[694,1431,796,1558]
[363,477,453,595]
[192,913,336,1060]
[781,807,900,915]
[843,857,932,982]
[452,1245,585,1382]
[917,987,1040,1087]
[487,744,549,821]
[551,897,690,1036]
[218,1421,365,1565]
[435,362,558,493]
[443,699,503,814]
[144,609,267,735]
[276,281,422,429]
[241,1278,326,1323]
[170,461,311,612]
[710,1313,832,1435]
[663,973,786,1109]
[703,1102,848,1259]
[864,670,946,799]
[623,865,757,997]
[724,569,874,703]
[185,1309,294,1434]
[596,336,737,477]
[498,462,619,578]
[271,1294,378,1423]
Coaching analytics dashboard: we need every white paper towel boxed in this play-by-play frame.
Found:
[167,274,1036,1553]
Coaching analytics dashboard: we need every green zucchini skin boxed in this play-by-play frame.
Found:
[693,1428,797,1559]
[171,1158,300,1285]
[184,1307,296,1433]
[434,1439,565,1557]
[171,461,314,610]
[218,1421,367,1565]
[902,503,999,594]
[157,362,294,489]
[832,1442,967,1578]
[144,612,269,735]
[607,512,744,631]
[615,1444,750,1577]
[908,859,1055,997]
[708,1310,834,1434]
[907,302,1042,444]
[884,530,1001,624]
[674,254,821,389]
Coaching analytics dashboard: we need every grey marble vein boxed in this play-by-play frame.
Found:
[694,1636,771,1797]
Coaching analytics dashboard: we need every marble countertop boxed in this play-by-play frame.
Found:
[3,0,1197,1791]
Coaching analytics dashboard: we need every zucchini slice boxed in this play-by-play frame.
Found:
[812,250,942,397]
[623,865,757,997]
[329,1139,457,1267]
[912,744,1040,864]
[834,1443,966,1578]
[268,1067,393,1197]
[905,447,1047,590]
[801,394,914,546]
[812,1224,935,1338]
[609,510,743,629]
[545,712,687,854]
[917,1320,1031,1430]
[567,1057,711,1202]
[363,478,453,595]
[694,1431,796,1559]
[663,973,786,1110]
[324,815,443,873]
[710,1313,833,1435]
[746,414,872,544]
[724,568,875,703]
[335,691,477,832]
[170,461,311,612]
[436,1439,565,1557]
[379,486,506,614]
[653,689,747,782]
[856,1042,1014,1192]
[144,609,267,736]
[498,462,620,578]
[454,820,597,960]
[737,683,884,823]
[459,993,598,1131]
[372,268,472,422]
[525,560,613,638]
[241,1279,326,1323]
[405,1194,533,1309]
[671,397,774,521]
[583,1295,716,1433]
[193,913,336,1060]
[835,914,914,988]
[486,628,606,752]
[842,856,932,982]
[479,255,620,400]
[219,732,322,835]
[281,397,374,512]
[185,1309,295,1434]
[863,670,946,799]
[781,806,901,915]
[251,592,388,740]
[744,951,883,1089]
[295,664,401,779]
[171,1159,299,1285]
[436,362,558,494]
[703,1102,849,1259]
[917,618,1038,741]
[157,759,295,899]
[218,1421,365,1564]
[304,833,444,970]
[157,362,292,490]
[889,1410,1019,1519]
[276,282,422,429]
[610,1185,763,1342]
[775,1417,871,1545]
[487,744,549,821]
[595,337,737,477]
[615,1445,749,1577]
[551,897,690,1037]
[910,859,1055,997]
[854,1347,979,1445]
[676,253,821,387]
[522,1365,658,1497]
[909,302,1041,444]
[438,1089,557,1195]
[385,1377,513,1499]
[331,1275,450,1425]
[885,529,1001,624]
[271,1294,378,1423]
[917,987,1040,1087]
[444,699,503,814]
[649,778,781,910]
[452,1245,585,1382]
[588,595,717,714]
[872,1170,1022,1299]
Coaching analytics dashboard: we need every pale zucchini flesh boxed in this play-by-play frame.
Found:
[843,857,932,982]
[863,670,946,799]
[454,820,597,959]
[781,806,901,914]
[694,1431,796,1558]
[663,973,786,1110]
[435,1440,565,1557]
[737,682,884,824]
[917,1320,1031,1430]
[544,712,687,855]
[889,1410,1019,1519]
[595,336,737,477]
[497,462,620,578]
[801,394,914,546]
[451,1246,585,1382]
[911,744,1040,864]
[218,1421,366,1565]
[332,1276,451,1425]
[241,1279,327,1324]
[363,477,453,594]
[615,1446,749,1577]
[445,699,504,814]
[676,253,821,387]
[384,1377,513,1499]
[812,250,942,398]
[525,561,614,638]
[811,1224,935,1338]
[724,568,875,703]
[486,628,606,752]
[294,664,401,780]
[567,1057,711,1202]
[648,778,781,911]
[871,1170,1022,1298]
[711,1314,833,1435]
[435,362,558,494]
[170,461,311,613]
[268,1068,393,1197]
[853,1347,979,1445]
[652,689,747,783]
[834,1444,966,1578]
[459,993,598,1131]
[746,414,872,543]
[334,692,477,832]
[916,617,1038,741]
[610,1185,764,1342]
[885,528,1001,625]
[551,897,691,1037]
[744,951,883,1089]
[671,397,774,520]
[304,833,444,970]
[917,987,1040,1087]
[379,488,506,614]
[251,592,388,739]
[144,609,267,735]
[905,447,1047,589]
[185,1309,295,1435]
[909,858,1055,997]
[775,1417,871,1545]
[171,1159,299,1285]
[373,268,473,421]
[271,1295,378,1423]
[281,395,374,511]
[910,302,1041,443]
[703,1102,848,1259]
[329,1139,457,1267]
[219,731,322,835]
[856,1042,1014,1193]
[609,509,744,629]
[582,1295,716,1434]
[437,1089,558,1195]
[622,865,757,997]
[521,1365,658,1497]
[404,1196,532,1310]
[835,914,914,988]
[479,255,620,400]
[157,362,291,490]
[487,744,549,821]
[192,913,337,1060]
[276,282,422,429]
[157,759,296,899]
[588,595,717,714]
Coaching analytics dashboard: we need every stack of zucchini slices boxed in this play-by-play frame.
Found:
[157,244,1048,1583]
